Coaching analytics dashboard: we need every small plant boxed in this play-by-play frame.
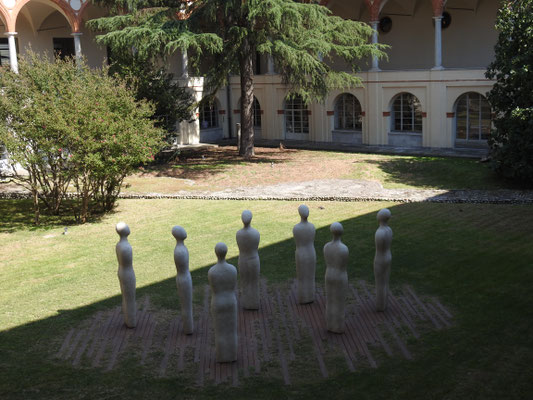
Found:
[0,52,165,223]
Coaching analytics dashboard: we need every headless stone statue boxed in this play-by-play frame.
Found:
[236,210,261,310]
[324,222,349,333]
[172,226,194,335]
[208,242,238,363]
[115,222,136,328]
[374,208,393,312]
[293,204,316,304]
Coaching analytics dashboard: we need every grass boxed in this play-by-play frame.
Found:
[1,198,532,399]
[117,147,515,194]
[344,154,508,189]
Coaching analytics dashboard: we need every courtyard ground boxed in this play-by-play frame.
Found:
[120,146,513,194]
[0,148,532,399]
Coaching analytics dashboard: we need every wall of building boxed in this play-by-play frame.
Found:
[16,7,106,68]
[210,69,493,149]
[442,1,499,69]
[0,0,500,150]
[327,0,500,71]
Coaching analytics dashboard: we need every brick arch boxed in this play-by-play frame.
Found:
[452,90,490,112]
[387,91,424,111]
[364,0,389,21]
[432,0,447,17]
[0,4,10,30]
[12,0,79,32]
[331,92,363,112]
[74,0,94,32]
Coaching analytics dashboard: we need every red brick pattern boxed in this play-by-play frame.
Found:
[56,281,452,386]
[432,0,446,17]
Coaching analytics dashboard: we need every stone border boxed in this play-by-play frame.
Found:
[2,190,533,204]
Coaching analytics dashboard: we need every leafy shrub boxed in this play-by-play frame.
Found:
[486,0,533,185]
[0,52,165,223]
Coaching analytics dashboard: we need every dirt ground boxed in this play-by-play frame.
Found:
[128,146,356,192]
[2,146,532,203]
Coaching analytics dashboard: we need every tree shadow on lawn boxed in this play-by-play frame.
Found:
[0,199,108,234]
[356,156,516,190]
[2,201,532,399]
[142,147,295,180]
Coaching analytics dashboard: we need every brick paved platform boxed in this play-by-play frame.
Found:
[56,281,452,386]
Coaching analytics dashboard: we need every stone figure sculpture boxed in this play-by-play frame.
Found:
[374,208,393,312]
[324,222,349,333]
[172,226,194,334]
[236,210,261,310]
[115,222,136,328]
[293,204,316,304]
[208,242,238,363]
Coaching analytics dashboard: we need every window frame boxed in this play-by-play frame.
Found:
[252,97,261,128]
[238,97,262,128]
[454,92,491,142]
[200,100,219,130]
[52,37,75,60]
[334,93,363,131]
[0,38,18,68]
[391,93,423,133]
[284,95,309,135]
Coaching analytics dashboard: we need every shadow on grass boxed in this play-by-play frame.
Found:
[143,146,295,180]
[1,201,533,399]
[0,199,108,233]
[354,156,518,190]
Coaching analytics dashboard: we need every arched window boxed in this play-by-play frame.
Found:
[200,100,218,130]
[238,97,262,128]
[455,92,491,141]
[334,93,362,131]
[285,95,309,135]
[252,97,261,128]
[391,93,422,132]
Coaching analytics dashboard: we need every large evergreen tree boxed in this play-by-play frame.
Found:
[486,0,533,184]
[89,0,384,158]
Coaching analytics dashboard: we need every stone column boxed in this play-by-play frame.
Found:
[5,32,18,73]
[370,21,380,72]
[181,50,189,78]
[432,16,443,70]
[266,55,274,74]
[71,32,83,65]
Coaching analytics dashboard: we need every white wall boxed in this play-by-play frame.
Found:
[328,0,500,71]
[442,1,499,69]
[16,7,107,68]
[216,69,493,149]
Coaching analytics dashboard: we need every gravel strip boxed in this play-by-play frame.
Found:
[2,180,532,204]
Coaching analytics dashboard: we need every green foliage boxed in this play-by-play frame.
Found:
[486,0,533,185]
[0,52,165,223]
[108,50,195,134]
[88,0,386,157]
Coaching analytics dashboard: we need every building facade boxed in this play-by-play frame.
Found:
[0,0,500,150]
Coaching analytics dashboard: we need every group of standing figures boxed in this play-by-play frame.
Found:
[115,206,393,363]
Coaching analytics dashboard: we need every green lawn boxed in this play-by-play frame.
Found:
[343,154,510,190]
[0,199,532,399]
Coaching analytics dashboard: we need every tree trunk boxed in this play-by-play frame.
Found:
[32,188,40,225]
[239,38,255,159]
